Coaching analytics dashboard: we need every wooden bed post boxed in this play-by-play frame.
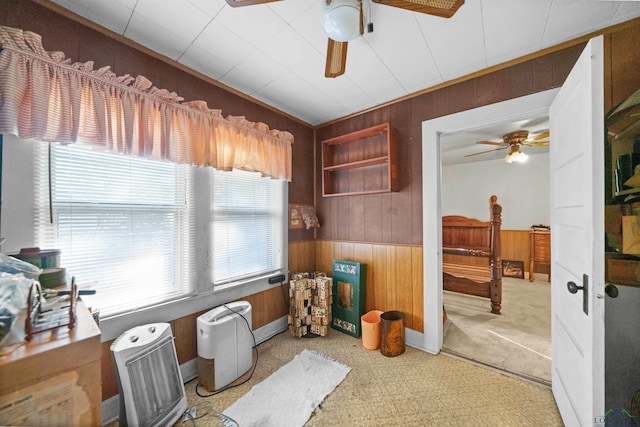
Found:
[489,196,502,315]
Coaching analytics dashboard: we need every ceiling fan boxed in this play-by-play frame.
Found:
[464,130,550,163]
[224,0,465,78]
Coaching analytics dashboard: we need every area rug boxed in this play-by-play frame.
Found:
[223,348,351,427]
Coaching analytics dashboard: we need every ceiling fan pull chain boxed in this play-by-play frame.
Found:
[360,1,364,35]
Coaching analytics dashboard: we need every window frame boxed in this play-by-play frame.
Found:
[1,135,289,341]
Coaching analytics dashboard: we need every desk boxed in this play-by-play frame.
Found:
[0,299,101,426]
[529,228,551,282]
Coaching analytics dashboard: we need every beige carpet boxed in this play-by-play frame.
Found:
[168,328,561,426]
[443,276,551,384]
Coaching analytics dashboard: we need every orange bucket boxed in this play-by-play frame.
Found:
[361,310,384,350]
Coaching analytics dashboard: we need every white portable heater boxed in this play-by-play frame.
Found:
[111,323,188,427]
[197,301,253,392]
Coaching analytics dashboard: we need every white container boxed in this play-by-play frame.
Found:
[196,301,253,391]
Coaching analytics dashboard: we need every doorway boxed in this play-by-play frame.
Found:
[420,88,560,360]
[438,126,552,383]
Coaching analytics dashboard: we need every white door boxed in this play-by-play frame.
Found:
[549,36,605,426]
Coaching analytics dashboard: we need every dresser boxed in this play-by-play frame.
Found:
[529,228,551,282]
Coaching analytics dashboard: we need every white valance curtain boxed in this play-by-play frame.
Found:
[0,25,293,181]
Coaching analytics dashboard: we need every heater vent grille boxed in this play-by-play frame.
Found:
[126,336,184,426]
[111,322,188,427]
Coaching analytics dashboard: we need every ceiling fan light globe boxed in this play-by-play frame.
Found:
[505,150,528,163]
[504,152,513,163]
[323,0,361,42]
[514,151,528,163]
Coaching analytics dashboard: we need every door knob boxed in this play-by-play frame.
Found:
[605,284,619,298]
[567,281,584,294]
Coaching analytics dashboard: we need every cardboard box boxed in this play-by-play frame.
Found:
[605,205,626,251]
[623,216,640,254]
[607,258,640,286]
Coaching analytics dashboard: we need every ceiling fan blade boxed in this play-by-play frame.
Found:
[325,38,348,78]
[225,0,280,6]
[371,0,464,18]
[529,131,550,141]
[476,141,507,146]
[524,141,550,147]
[464,146,509,157]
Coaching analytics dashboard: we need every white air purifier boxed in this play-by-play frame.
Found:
[111,323,188,427]
[197,301,253,392]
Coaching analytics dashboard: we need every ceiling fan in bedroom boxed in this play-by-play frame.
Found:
[465,130,550,163]
[225,0,465,77]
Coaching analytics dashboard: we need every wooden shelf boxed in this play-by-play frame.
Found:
[321,123,398,197]
[323,156,389,172]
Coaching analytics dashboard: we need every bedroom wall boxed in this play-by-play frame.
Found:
[0,0,315,402]
[314,19,640,333]
[3,0,640,410]
[441,153,550,230]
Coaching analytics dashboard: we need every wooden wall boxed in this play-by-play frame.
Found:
[312,21,640,342]
[5,0,640,405]
[0,0,316,402]
[315,241,423,331]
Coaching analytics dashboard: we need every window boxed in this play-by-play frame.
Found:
[34,142,194,317]
[32,140,287,320]
[211,168,286,287]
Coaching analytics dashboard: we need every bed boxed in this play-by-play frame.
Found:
[442,195,503,315]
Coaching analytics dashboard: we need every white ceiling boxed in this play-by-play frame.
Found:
[48,0,640,129]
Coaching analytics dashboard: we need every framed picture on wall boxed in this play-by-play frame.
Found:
[502,260,525,279]
[289,204,303,229]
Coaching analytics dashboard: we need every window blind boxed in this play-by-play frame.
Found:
[34,142,195,317]
[211,168,285,286]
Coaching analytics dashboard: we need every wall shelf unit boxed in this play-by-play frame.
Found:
[321,122,398,197]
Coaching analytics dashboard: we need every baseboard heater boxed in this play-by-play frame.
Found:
[197,301,253,392]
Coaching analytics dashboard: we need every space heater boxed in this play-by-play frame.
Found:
[111,323,188,427]
[197,301,253,392]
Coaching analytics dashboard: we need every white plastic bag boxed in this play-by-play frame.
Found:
[0,272,37,344]
[0,253,42,280]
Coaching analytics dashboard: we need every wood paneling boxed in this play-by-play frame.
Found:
[610,23,640,111]
[173,312,202,364]
[239,286,288,330]
[501,230,530,264]
[315,240,424,333]
[288,240,316,274]
[101,340,117,400]
[315,42,591,248]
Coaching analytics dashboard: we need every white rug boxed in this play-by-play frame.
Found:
[223,349,351,427]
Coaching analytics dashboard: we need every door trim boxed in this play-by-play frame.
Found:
[421,88,560,354]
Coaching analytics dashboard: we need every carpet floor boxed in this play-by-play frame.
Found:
[442,276,552,385]
[175,327,561,426]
